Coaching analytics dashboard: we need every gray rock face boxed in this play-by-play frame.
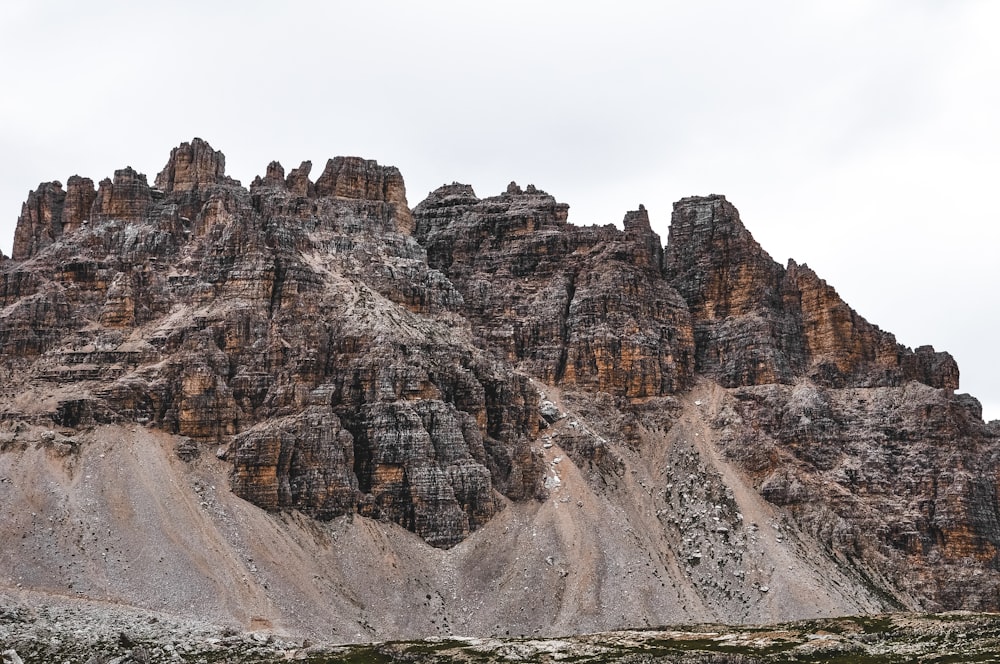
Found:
[714,381,1000,611]
[663,195,958,389]
[414,185,695,399]
[0,139,542,549]
[1,138,999,623]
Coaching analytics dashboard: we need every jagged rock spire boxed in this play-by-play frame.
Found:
[154,137,232,193]
[11,181,66,261]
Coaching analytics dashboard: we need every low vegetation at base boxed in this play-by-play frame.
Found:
[4,608,1000,663]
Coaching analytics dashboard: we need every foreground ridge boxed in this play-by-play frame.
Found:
[0,138,998,639]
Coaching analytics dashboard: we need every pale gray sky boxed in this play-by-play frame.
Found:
[2,1,997,419]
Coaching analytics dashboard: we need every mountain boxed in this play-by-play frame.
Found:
[1,138,997,642]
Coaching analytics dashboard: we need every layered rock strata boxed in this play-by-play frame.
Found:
[713,382,1000,610]
[414,185,695,399]
[656,198,995,610]
[415,189,999,610]
[1,138,998,620]
[1,138,541,548]
[663,195,958,389]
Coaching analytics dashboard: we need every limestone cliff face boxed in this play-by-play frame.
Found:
[0,139,541,549]
[12,165,154,261]
[660,196,991,610]
[313,156,413,234]
[1,139,998,620]
[12,180,67,261]
[61,175,97,234]
[414,185,695,400]
[93,167,155,224]
[154,138,232,193]
[714,382,1000,611]
[663,195,958,390]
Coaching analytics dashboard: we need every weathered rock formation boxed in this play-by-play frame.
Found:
[1,138,999,636]
[12,180,66,261]
[0,138,541,549]
[663,195,958,389]
[656,199,994,610]
[713,381,1000,610]
[154,138,232,193]
[61,175,97,234]
[414,185,694,400]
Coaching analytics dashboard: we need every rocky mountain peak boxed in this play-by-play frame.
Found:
[93,166,153,224]
[622,204,663,269]
[3,138,536,550]
[247,154,413,234]
[62,175,97,234]
[258,160,285,187]
[622,203,650,232]
[11,180,66,260]
[415,183,693,399]
[284,160,314,197]
[315,156,412,233]
[664,194,778,319]
[154,137,233,193]
[662,195,958,390]
[420,182,480,208]
[500,181,557,203]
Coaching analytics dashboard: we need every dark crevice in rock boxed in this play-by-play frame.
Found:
[269,258,286,317]
[554,271,577,383]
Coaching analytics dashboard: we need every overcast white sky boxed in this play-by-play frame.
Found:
[1,1,997,419]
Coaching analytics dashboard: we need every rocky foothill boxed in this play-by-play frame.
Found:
[2,138,999,647]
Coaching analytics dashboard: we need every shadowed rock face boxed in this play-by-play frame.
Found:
[1,139,999,618]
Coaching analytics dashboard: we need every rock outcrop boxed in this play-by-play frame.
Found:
[657,195,989,610]
[663,195,958,389]
[414,185,694,400]
[154,137,233,193]
[0,139,541,549]
[61,175,97,234]
[92,167,153,223]
[11,181,66,261]
[714,381,1000,610]
[1,138,998,633]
